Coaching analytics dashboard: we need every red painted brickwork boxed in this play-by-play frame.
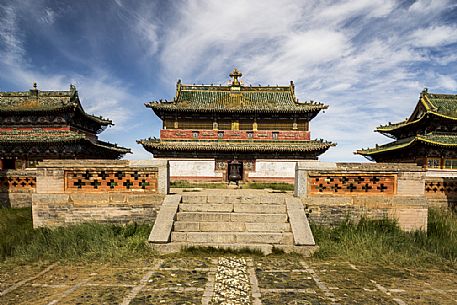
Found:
[309,175,396,195]
[0,176,36,192]
[0,127,70,132]
[160,129,310,141]
[65,170,158,192]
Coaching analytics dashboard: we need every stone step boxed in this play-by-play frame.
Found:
[150,242,318,256]
[173,221,291,232]
[176,212,288,223]
[180,195,287,204]
[178,203,286,214]
[171,232,294,244]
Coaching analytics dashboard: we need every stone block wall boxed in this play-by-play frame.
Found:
[32,160,168,228]
[295,161,428,231]
[0,169,36,208]
[425,170,457,208]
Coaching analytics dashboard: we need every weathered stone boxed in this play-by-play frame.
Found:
[199,221,245,232]
[179,203,233,212]
[233,203,286,214]
[245,222,291,232]
[148,194,180,243]
[230,213,287,223]
[176,212,231,222]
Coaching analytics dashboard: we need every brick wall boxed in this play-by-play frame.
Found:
[0,169,36,208]
[32,160,169,228]
[295,161,428,231]
[160,129,310,141]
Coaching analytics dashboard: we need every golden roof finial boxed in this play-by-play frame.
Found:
[229,68,242,86]
[33,82,37,89]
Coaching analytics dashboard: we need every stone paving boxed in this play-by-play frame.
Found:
[1,255,456,304]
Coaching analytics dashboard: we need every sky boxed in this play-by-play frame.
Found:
[0,0,457,161]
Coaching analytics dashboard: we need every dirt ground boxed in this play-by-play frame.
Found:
[1,254,456,305]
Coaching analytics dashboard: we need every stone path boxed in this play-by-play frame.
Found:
[1,256,456,304]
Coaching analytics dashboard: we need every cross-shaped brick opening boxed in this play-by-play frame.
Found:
[98,171,108,180]
[370,176,380,184]
[317,184,326,192]
[107,179,117,189]
[331,184,342,192]
[73,179,86,189]
[362,183,372,192]
[82,171,91,180]
[90,180,101,189]
[140,179,150,189]
[123,180,133,189]
[132,171,140,180]
[116,171,125,180]
[377,184,388,192]
[347,183,357,192]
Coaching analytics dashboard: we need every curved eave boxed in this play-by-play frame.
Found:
[146,102,327,115]
[356,136,457,157]
[137,139,335,153]
[84,113,113,126]
[0,103,77,114]
[94,140,132,154]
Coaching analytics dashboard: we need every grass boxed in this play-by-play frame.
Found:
[243,182,294,191]
[0,208,152,263]
[1,207,457,268]
[171,180,226,189]
[312,208,457,268]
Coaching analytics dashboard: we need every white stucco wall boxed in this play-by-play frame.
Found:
[247,160,296,178]
[169,159,223,177]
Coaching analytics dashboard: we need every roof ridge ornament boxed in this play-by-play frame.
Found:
[30,82,39,97]
[229,68,242,87]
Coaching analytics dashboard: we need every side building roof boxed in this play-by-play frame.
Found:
[0,128,131,159]
[0,84,112,127]
[146,69,328,117]
[375,89,457,137]
[356,132,457,159]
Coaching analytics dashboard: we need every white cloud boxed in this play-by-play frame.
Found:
[410,25,457,47]
[39,7,56,24]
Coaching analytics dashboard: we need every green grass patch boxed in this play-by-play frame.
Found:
[0,208,153,263]
[312,208,457,267]
[171,180,226,189]
[243,182,294,191]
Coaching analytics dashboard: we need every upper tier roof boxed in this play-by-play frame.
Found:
[0,84,112,126]
[376,89,457,134]
[356,132,457,157]
[147,69,328,114]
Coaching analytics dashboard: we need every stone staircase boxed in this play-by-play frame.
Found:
[149,190,317,255]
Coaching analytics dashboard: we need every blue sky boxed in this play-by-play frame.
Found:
[1,0,457,161]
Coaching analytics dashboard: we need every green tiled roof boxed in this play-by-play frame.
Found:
[138,138,335,152]
[376,90,457,133]
[147,78,327,114]
[0,128,131,153]
[0,85,112,125]
[356,132,457,156]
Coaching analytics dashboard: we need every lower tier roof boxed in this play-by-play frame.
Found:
[356,132,457,157]
[138,138,335,153]
[0,129,131,158]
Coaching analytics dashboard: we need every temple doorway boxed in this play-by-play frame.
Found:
[228,160,243,184]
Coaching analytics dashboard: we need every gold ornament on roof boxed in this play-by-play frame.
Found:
[229,68,242,86]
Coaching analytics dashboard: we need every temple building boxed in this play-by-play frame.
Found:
[0,84,131,169]
[356,89,457,169]
[138,69,334,183]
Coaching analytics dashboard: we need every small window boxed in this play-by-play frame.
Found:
[444,159,457,169]
[218,131,224,139]
[192,131,199,139]
[272,132,279,140]
[247,131,253,139]
[427,158,441,169]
